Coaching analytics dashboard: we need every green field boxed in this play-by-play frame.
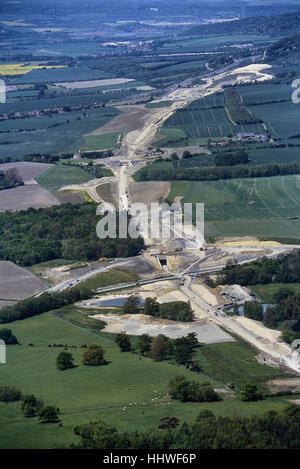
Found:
[168,174,300,238]
[194,339,286,389]
[78,268,139,291]
[0,106,120,161]
[162,94,267,144]
[162,34,273,53]
[35,165,92,193]
[145,101,172,109]
[250,283,300,303]
[0,313,291,449]
[82,132,122,151]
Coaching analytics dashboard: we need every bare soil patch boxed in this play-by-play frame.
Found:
[130,181,170,205]
[55,191,85,204]
[0,261,46,300]
[0,185,59,212]
[92,312,234,344]
[0,162,53,184]
[268,379,300,393]
[96,182,118,205]
[56,78,135,90]
[88,105,154,135]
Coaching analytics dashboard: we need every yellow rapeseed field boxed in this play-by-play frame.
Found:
[0,63,66,76]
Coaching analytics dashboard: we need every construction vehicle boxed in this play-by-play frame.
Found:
[99,257,108,262]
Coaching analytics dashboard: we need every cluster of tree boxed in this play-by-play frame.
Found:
[240,383,263,402]
[225,88,263,125]
[217,251,300,286]
[143,297,194,322]
[56,344,107,370]
[168,375,220,403]
[0,203,144,266]
[243,302,264,321]
[0,167,23,190]
[0,286,92,324]
[114,331,200,365]
[134,160,300,182]
[265,289,300,343]
[215,150,249,167]
[21,394,44,418]
[72,404,300,449]
[266,35,300,61]
[0,386,22,402]
[0,328,18,344]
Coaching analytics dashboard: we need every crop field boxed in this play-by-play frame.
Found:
[168,174,300,238]
[0,313,289,448]
[238,84,292,105]
[0,162,53,183]
[35,165,93,193]
[247,101,300,139]
[9,64,112,84]
[0,261,46,301]
[237,83,300,139]
[163,96,267,143]
[247,145,300,165]
[56,78,135,90]
[0,185,60,212]
[0,63,66,76]
[0,107,120,160]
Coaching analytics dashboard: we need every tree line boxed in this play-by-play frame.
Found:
[72,405,300,449]
[216,251,300,287]
[0,167,23,191]
[134,160,300,182]
[0,286,92,324]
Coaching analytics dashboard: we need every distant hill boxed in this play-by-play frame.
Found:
[181,12,300,38]
[265,35,300,61]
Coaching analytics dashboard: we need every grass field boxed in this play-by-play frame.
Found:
[0,313,291,449]
[35,165,92,193]
[83,132,122,151]
[145,101,172,109]
[168,174,300,238]
[250,283,300,303]
[153,128,188,147]
[194,339,286,389]
[78,268,139,291]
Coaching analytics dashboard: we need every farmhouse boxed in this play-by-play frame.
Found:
[237,132,269,142]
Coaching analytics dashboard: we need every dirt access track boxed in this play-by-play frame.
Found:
[0,162,59,212]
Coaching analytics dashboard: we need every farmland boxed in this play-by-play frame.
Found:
[162,93,267,145]
[0,107,121,161]
[0,261,46,303]
[168,174,300,238]
[0,63,66,76]
[0,313,290,448]
[35,165,93,194]
[83,133,122,151]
